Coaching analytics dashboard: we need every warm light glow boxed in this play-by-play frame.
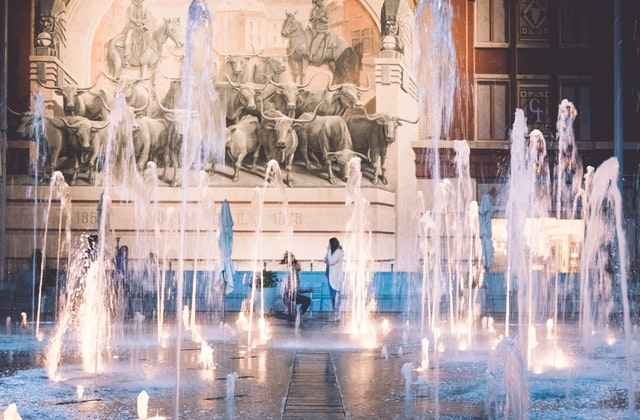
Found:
[488,317,495,334]
[458,339,468,351]
[418,338,429,371]
[182,305,191,331]
[236,312,249,332]
[191,326,203,344]
[606,335,616,346]
[380,318,391,336]
[546,318,554,339]
[199,341,215,370]
[258,317,271,344]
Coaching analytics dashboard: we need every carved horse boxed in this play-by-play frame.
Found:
[106,17,183,81]
[280,11,362,85]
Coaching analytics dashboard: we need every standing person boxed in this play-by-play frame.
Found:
[324,237,344,320]
[479,188,496,271]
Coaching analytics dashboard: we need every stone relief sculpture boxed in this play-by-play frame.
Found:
[106,0,183,80]
[20,0,412,188]
[281,9,362,85]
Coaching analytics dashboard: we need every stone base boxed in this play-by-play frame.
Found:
[6,185,396,272]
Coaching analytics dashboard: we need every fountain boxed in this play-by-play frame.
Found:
[244,160,290,348]
[342,158,376,345]
[173,1,225,416]
[137,391,149,420]
[35,171,71,340]
[2,404,21,420]
[488,338,529,420]
[199,341,215,370]
[1,1,639,419]
[414,0,459,336]
[226,372,238,400]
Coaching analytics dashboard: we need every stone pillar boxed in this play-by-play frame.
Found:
[6,56,77,177]
[375,55,419,272]
[29,55,77,113]
[0,0,7,283]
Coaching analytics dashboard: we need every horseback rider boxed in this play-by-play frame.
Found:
[308,0,330,64]
[118,0,153,67]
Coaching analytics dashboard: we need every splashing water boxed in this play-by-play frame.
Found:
[45,95,137,380]
[30,92,47,329]
[505,110,552,368]
[199,341,215,370]
[401,362,414,400]
[35,171,70,340]
[247,161,292,347]
[2,403,22,420]
[226,372,238,400]
[580,158,631,353]
[342,158,376,345]
[414,0,458,336]
[555,99,582,219]
[175,2,225,416]
[488,338,529,420]
[137,391,149,420]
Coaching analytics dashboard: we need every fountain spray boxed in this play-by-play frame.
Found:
[30,92,46,330]
[343,158,376,344]
[174,1,225,416]
[414,0,458,334]
[35,171,69,340]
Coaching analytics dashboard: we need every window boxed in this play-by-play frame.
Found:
[517,78,553,139]
[558,0,590,48]
[475,76,511,140]
[475,0,509,47]
[352,28,373,55]
[518,0,551,47]
[559,78,592,141]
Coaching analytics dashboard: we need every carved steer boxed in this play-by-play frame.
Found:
[347,109,419,185]
[132,116,169,172]
[38,81,109,120]
[224,76,265,124]
[259,75,315,117]
[259,105,320,186]
[61,116,110,184]
[156,100,204,185]
[223,55,252,83]
[13,110,70,175]
[297,78,369,116]
[225,115,261,182]
[294,111,357,184]
[222,51,285,84]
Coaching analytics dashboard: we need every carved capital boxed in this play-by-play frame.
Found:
[375,57,417,100]
[29,55,76,87]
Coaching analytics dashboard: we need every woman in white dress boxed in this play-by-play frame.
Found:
[324,237,344,319]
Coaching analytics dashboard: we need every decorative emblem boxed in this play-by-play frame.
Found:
[518,84,552,138]
[519,0,550,45]
[522,0,546,29]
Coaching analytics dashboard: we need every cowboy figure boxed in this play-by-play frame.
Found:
[119,0,153,67]
[308,0,329,64]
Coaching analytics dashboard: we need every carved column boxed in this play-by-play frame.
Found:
[375,56,419,272]
[0,0,7,283]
